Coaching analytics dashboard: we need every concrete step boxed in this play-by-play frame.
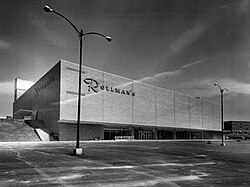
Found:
[0,119,40,142]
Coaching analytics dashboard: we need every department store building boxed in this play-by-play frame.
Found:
[13,60,221,141]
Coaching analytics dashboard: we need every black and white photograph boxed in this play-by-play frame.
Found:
[0,0,250,186]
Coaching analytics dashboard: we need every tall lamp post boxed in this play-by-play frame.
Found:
[214,83,228,146]
[43,5,111,155]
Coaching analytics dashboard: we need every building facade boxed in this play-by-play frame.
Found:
[13,60,221,141]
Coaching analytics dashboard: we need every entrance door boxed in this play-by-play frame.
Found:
[139,131,152,140]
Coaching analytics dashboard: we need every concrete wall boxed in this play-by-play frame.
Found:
[133,81,155,125]
[60,60,220,131]
[213,104,221,131]
[174,93,190,128]
[59,123,104,141]
[190,97,202,129]
[13,62,61,136]
[156,88,174,127]
[103,73,133,123]
[202,101,214,130]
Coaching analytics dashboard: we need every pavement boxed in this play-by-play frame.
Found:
[0,140,250,187]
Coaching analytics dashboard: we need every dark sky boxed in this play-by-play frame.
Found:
[0,0,250,120]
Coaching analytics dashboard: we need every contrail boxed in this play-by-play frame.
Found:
[182,58,208,69]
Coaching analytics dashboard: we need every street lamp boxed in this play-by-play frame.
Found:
[43,5,111,155]
[214,83,228,146]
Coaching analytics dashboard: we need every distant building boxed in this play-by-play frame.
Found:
[224,121,250,138]
[0,116,12,122]
[14,78,35,101]
[13,60,221,141]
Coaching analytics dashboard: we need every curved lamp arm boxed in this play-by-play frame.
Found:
[83,32,112,42]
[214,83,222,91]
[43,5,112,42]
[43,5,81,37]
[214,83,228,93]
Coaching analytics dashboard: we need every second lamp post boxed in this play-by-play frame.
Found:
[214,83,228,146]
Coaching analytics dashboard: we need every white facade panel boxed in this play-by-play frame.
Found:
[190,98,202,129]
[156,87,174,127]
[202,102,214,130]
[213,104,221,130]
[133,81,156,125]
[103,73,133,124]
[174,93,190,128]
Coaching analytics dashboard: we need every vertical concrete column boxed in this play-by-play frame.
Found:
[14,78,17,101]
[173,129,176,139]
[188,97,190,129]
[173,93,176,128]
[201,101,204,129]
[153,128,157,140]
[130,126,134,137]
[189,131,192,139]
[155,87,157,126]
[201,131,204,139]
[132,82,134,124]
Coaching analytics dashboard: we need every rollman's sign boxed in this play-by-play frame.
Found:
[84,78,135,97]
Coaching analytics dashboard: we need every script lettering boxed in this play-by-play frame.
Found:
[83,78,99,93]
[83,78,135,97]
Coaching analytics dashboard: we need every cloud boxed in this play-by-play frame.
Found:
[218,78,250,95]
[0,81,13,95]
[30,18,67,48]
[155,70,182,78]
[172,77,250,99]
[140,70,181,82]
[140,58,208,82]
[182,58,208,69]
[158,58,208,78]
[238,0,249,13]
[169,22,208,55]
[0,39,10,49]
[30,19,47,28]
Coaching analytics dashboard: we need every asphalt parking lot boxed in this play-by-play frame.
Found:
[0,140,250,187]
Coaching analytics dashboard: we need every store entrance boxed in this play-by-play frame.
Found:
[138,131,153,140]
[104,126,131,140]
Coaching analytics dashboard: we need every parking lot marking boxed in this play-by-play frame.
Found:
[58,174,83,180]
